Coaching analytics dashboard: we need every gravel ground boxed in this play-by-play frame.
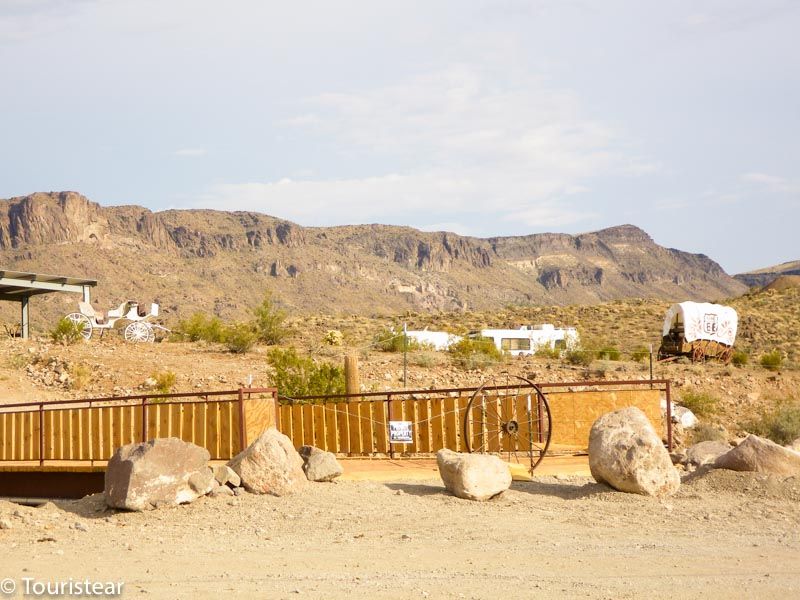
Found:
[1,468,799,599]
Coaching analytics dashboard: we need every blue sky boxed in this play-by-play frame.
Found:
[1,0,797,274]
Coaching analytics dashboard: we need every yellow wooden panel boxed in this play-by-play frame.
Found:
[193,403,207,449]
[81,408,92,461]
[182,403,195,445]
[312,404,326,451]
[347,401,362,455]
[443,397,458,452]
[417,399,431,453]
[359,401,374,454]
[242,396,277,445]
[456,396,471,452]
[291,404,304,448]
[280,405,292,442]
[228,402,246,458]
[336,401,349,454]
[429,399,444,452]
[207,402,221,459]
[302,403,314,449]
[324,403,339,453]
[31,410,41,461]
[373,399,388,455]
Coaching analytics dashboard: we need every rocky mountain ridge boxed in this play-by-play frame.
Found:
[735,260,800,288]
[0,191,747,324]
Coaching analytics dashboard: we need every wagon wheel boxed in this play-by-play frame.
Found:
[462,373,552,474]
[65,313,92,340]
[124,321,154,343]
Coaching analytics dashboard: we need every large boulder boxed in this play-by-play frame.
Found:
[588,407,680,496]
[686,440,733,467]
[227,428,307,496]
[436,449,511,501]
[714,434,800,475]
[105,438,214,511]
[298,445,343,482]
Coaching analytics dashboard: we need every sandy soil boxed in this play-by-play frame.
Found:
[1,468,799,600]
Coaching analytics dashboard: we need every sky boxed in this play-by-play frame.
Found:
[0,0,797,275]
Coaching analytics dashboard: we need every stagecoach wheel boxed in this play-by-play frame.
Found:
[65,313,92,340]
[145,324,156,343]
[462,373,552,474]
[124,321,152,343]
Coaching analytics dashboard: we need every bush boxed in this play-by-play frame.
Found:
[631,346,650,363]
[151,371,176,394]
[743,401,800,445]
[69,363,92,391]
[222,322,257,354]
[690,422,727,444]
[731,350,749,367]
[678,389,718,417]
[759,350,783,371]
[564,349,594,366]
[323,330,343,346]
[534,346,561,359]
[252,292,288,345]
[597,345,621,361]
[268,346,345,399]
[174,312,224,343]
[50,317,86,345]
[373,329,421,352]
[448,336,503,370]
[409,350,444,368]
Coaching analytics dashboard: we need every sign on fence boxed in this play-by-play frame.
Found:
[389,421,413,444]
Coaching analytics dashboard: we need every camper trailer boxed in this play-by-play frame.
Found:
[476,324,579,357]
[405,329,462,351]
[658,301,737,363]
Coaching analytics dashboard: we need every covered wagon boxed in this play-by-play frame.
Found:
[658,301,738,363]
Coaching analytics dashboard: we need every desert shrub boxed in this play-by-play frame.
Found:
[743,400,800,445]
[373,329,421,352]
[759,350,783,371]
[631,346,650,363]
[174,312,224,343]
[731,350,749,367]
[689,422,727,444]
[597,345,621,361]
[69,363,92,391]
[6,353,30,370]
[323,329,343,346]
[564,349,594,366]
[678,389,719,417]
[222,322,257,353]
[409,350,444,368]
[268,346,345,398]
[534,346,561,359]
[252,292,288,345]
[448,336,503,370]
[151,370,176,394]
[50,317,86,345]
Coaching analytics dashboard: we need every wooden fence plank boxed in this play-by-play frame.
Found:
[443,397,458,451]
[373,399,388,455]
[324,403,338,453]
[336,401,349,455]
[430,399,444,452]
[291,405,304,447]
[347,401,362,455]
[312,405,325,451]
[208,402,221,459]
[303,404,314,448]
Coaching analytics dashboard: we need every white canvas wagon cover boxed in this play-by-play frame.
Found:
[662,302,738,346]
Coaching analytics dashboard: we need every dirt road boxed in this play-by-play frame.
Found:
[1,468,798,599]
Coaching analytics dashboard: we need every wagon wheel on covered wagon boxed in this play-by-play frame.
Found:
[65,312,92,340]
[123,321,154,343]
[462,373,552,474]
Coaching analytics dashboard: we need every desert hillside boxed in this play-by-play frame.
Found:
[0,191,747,330]
[736,260,800,288]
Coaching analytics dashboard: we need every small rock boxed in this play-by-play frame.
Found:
[436,449,512,501]
[0,518,12,530]
[298,445,343,482]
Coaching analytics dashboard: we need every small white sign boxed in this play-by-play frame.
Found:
[389,421,413,444]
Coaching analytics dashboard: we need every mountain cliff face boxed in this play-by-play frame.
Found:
[735,261,800,288]
[0,192,747,322]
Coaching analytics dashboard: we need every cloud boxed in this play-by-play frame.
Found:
[184,64,654,234]
[741,172,799,194]
[174,148,207,157]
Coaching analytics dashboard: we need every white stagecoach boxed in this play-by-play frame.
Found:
[658,301,737,363]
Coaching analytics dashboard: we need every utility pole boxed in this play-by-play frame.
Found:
[403,322,408,388]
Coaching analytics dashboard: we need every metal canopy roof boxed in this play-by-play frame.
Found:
[0,269,97,299]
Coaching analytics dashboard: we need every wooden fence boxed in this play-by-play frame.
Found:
[279,379,671,456]
[0,388,278,464]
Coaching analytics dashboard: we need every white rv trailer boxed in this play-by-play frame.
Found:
[476,324,579,356]
[405,329,462,351]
